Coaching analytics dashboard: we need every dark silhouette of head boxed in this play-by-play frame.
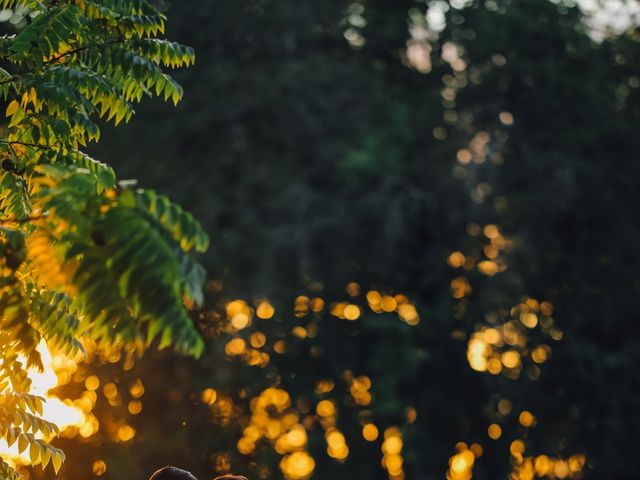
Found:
[149,467,248,480]
[149,467,198,480]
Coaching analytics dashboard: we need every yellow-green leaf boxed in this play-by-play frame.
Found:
[51,449,65,474]
[17,433,28,454]
[41,444,52,469]
[5,427,20,446]
[29,440,41,464]
[5,99,19,117]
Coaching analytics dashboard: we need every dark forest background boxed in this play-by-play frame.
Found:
[23,0,640,479]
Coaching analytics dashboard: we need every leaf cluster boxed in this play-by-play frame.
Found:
[0,1,205,476]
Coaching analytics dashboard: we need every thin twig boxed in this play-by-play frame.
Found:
[0,76,18,85]
[44,39,123,66]
[0,215,44,225]
[0,139,58,151]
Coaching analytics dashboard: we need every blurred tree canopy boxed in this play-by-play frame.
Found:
[13,0,640,479]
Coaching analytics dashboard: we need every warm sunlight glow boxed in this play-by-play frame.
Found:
[0,341,86,465]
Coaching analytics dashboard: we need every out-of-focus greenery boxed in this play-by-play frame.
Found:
[21,0,640,479]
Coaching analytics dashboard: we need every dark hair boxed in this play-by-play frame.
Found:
[149,467,198,480]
